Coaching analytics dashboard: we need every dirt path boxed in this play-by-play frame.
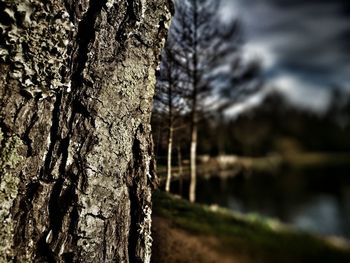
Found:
[152,216,248,263]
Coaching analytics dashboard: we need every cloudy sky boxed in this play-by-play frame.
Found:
[221,0,350,112]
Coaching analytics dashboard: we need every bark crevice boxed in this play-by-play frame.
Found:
[73,0,108,82]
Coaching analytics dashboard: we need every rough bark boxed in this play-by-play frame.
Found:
[0,0,172,262]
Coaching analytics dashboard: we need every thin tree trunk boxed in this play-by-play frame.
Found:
[189,0,198,203]
[218,112,225,156]
[165,126,173,192]
[189,124,197,203]
[177,145,183,196]
[165,68,173,193]
[0,0,172,262]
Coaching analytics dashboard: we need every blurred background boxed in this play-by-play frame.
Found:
[151,1,350,261]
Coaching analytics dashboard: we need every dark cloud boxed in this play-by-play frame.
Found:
[221,0,350,110]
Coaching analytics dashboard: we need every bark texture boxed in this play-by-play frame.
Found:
[0,0,172,262]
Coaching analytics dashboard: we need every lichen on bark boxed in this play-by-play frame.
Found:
[0,0,74,99]
[0,128,24,262]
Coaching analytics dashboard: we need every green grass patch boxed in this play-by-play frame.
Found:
[153,190,350,263]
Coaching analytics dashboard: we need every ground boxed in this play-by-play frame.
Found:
[151,191,350,263]
[152,216,245,263]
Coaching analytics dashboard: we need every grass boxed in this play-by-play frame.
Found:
[153,190,350,263]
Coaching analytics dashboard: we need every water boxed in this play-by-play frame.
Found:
[171,166,350,239]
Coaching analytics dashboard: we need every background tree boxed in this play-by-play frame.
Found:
[154,41,186,193]
[0,0,172,262]
[164,0,261,202]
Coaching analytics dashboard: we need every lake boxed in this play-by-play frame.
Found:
[171,166,350,239]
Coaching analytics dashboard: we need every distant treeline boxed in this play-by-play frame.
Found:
[153,90,350,161]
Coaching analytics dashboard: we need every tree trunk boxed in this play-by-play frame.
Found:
[0,0,172,262]
[165,74,173,193]
[165,126,173,193]
[177,145,183,196]
[189,125,197,203]
[189,0,198,203]
[218,112,225,156]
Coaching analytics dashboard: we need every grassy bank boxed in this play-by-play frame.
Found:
[152,190,350,263]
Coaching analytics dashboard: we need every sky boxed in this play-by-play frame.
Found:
[220,0,350,113]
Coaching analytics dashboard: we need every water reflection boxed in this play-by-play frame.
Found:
[291,195,343,236]
[171,167,350,239]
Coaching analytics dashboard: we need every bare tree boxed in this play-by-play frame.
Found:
[0,0,172,262]
[169,0,239,202]
[154,41,186,193]
[163,0,261,202]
